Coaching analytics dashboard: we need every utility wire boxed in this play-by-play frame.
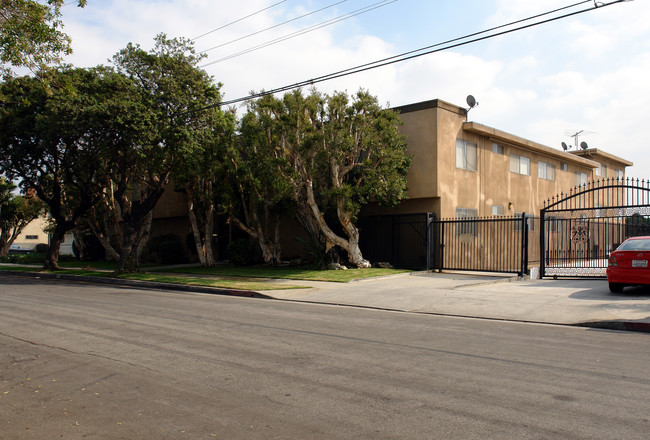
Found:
[192,0,287,40]
[200,0,396,66]
[192,0,629,112]
[199,1,348,54]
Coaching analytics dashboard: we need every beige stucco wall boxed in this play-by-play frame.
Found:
[386,99,633,220]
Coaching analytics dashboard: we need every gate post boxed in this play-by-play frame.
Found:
[426,213,434,271]
[520,212,528,277]
[539,209,546,279]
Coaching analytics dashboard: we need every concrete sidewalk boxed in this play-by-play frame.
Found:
[263,272,650,331]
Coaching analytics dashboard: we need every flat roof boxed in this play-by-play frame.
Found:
[463,121,600,168]
[569,148,634,167]
[391,99,467,116]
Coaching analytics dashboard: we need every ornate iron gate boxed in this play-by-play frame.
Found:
[540,178,650,278]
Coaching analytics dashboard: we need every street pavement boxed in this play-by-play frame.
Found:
[2,267,650,331]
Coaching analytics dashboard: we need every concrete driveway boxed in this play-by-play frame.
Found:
[264,272,650,330]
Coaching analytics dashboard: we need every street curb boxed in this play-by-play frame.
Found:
[3,270,649,334]
[576,321,650,333]
[0,270,271,299]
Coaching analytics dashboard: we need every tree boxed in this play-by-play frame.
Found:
[228,106,298,265]
[174,108,235,267]
[245,89,411,267]
[0,178,44,255]
[109,34,226,272]
[0,0,86,76]
[0,67,137,268]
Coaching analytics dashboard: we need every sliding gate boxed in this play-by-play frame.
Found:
[430,214,530,275]
[359,212,530,274]
[540,178,650,278]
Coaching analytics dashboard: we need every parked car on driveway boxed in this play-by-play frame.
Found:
[606,236,650,293]
[8,244,34,254]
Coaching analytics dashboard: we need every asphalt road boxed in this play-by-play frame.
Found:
[1,275,649,439]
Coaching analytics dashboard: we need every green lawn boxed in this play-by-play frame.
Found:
[0,265,306,291]
[152,265,411,282]
[1,262,412,288]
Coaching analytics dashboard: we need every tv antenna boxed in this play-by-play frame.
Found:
[561,129,595,150]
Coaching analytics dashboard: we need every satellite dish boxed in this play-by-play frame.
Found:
[466,95,478,108]
[580,141,588,150]
[561,142,568,151]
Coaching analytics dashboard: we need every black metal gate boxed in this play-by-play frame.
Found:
[430,214,530,275]
[540,178,650,278]
[359,213,433,270]
[359,212,530,274]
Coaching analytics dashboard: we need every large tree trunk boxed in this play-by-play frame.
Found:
[43,223,69,270]
[303,180,370,268]
[185,182,217,267]
[116,220,140,273]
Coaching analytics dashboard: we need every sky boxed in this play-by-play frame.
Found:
[59,0,649,177]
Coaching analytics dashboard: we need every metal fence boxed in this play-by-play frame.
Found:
[359,212,531,275]
[430,214,529,275]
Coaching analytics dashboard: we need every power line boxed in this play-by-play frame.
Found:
[199,0,348,54]
[192,0,287,41]
[192,0,630,112]
[200,0,396,67]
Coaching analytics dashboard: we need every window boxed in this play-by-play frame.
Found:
[514,213,535,231]
[548,216,563,233]
[25,235,38,240]
[560,163,568,172]
[538,161,556,181]
[456,139,477,171]
[510,154,530,175]
[456,208,478,237]
[615,169,624,180]
[575,172,588,186]
[492,143,504,155]
[492,205,505,216]
[595,163,608,177]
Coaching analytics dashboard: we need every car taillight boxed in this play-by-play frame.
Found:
[608,255,618,267]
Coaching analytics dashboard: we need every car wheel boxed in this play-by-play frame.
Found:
[609,282,624,293]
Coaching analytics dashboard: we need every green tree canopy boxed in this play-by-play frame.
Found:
[0,66,139,268]
[109,33,226,272]
[0,0,86,76]
[242,89,411,267]
[0,178,45,255]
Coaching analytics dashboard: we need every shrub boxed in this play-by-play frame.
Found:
[34,243,49,253]
[143,234,188,265]
[226,238,254,266]
[72,233,106,261]
[0,252,45,265]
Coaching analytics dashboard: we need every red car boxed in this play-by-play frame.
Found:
[607,236,650,293]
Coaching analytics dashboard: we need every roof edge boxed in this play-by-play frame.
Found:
[463,121,600,168]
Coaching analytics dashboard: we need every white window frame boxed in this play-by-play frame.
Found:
[595,163,608,177]
[560,163,568,172]
[510,153,530,176]
[575,172,588,186]
[456,139,478,171]
[456,208,478,237]
[538,161,556,181]
[492,143,504,155]
[492,205,505,216]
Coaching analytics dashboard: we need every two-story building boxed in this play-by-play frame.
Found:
[363,98,632,220]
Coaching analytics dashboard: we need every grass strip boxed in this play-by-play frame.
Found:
[153,265,411,282]
[0,266,307,291]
